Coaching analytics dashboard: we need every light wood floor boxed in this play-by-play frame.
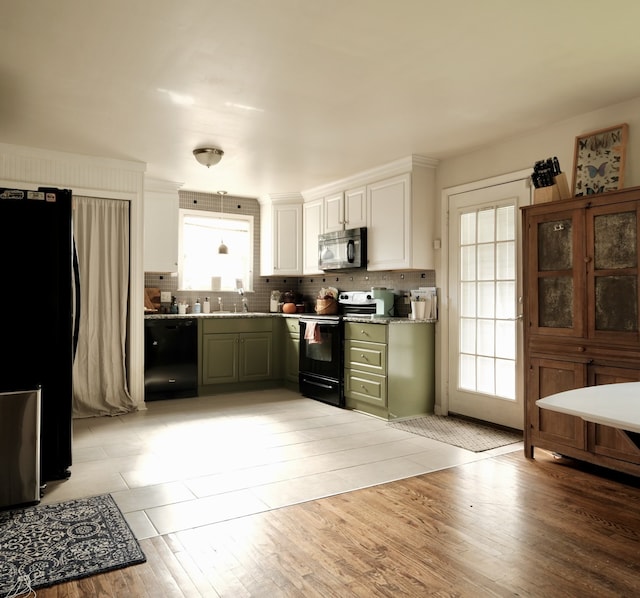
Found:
[36,449,640,597]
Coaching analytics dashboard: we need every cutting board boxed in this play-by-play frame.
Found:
[144,287,161,311]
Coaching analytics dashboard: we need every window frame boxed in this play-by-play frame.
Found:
[177,207,254,292]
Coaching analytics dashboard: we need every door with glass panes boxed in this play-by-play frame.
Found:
[448,179,530,429]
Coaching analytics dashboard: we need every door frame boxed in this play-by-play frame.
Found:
[438,169,532,416]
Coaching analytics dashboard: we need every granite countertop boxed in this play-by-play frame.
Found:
[144,312,436,324]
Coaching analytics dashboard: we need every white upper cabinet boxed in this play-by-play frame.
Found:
[143,178,181,272]
[324,189,367,232]
[323,192,344,233]
[343,186,367,230]
[366,160,437,271]
[260,195,303,276]
[301,155,438,273]
[303,198,323,274]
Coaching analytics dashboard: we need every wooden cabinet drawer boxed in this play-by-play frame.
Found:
[345,321,387,343]
[345,340,386,375]
[345,370,387,407]
[202,317,272,334]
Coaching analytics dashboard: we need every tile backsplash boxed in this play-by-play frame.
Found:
[145,190,436,317]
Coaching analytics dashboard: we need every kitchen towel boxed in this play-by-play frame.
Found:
[304,322,323,343]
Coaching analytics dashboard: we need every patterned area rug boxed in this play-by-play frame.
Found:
[0,494,145,594]
[389,414,522,452]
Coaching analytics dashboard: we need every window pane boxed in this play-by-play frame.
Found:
[461,282,476,317]
[180,209,253,292]
[460,246,476,281]
[496,281,515,319]
[477,208,495,243]
[461,212,476,245]
[477,356,495,394]
[460,318,476,353]
[496,205,515,241]
[496,241,514,279]
[477,319,494,356]
[459,354,476,390]
[477,282,495,318]
[477,244,495,280]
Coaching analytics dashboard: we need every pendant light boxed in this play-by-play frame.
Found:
[217,190,228,254]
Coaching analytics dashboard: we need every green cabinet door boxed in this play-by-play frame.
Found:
[239,333,273,381]
[202,333,238,384]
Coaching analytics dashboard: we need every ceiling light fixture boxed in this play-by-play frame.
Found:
[217,190,228,255]
[193,147,224,168]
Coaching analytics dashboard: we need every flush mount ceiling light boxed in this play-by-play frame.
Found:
[193,147,224,168]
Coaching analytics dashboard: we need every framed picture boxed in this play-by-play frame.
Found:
[572,123,628,196]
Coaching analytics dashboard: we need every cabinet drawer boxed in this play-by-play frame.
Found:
[345,321,387,343]
[345,340,386,374]
[345,370,387,407]
[283,317,300,335]
[202,317,272,334]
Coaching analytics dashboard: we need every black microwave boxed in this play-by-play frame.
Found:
[318,227,367,271]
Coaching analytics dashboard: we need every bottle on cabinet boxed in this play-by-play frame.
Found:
[203,297,211,313]
[193,298,201,314]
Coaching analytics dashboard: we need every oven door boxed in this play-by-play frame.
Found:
[299,317,344,406]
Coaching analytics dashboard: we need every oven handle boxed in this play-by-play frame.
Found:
[300,317,341,325]
[300,376,334,390]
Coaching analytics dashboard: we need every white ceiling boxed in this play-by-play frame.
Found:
[3,1,640,199]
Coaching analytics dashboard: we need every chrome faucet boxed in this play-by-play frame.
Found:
[238,288,249,312]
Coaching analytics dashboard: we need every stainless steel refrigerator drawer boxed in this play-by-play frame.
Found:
[0,389,41,508]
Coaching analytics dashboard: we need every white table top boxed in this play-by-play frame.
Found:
[536,382,640,433]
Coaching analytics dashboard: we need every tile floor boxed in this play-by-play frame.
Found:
[41,389,522,540]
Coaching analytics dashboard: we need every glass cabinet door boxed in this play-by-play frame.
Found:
[586,202,640,343]
[527,209,585,337]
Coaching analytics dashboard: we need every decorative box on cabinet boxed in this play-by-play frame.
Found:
[344,321,435,420]
[522,185,640,476]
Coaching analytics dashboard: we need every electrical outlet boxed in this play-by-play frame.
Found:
[160,291,171,303]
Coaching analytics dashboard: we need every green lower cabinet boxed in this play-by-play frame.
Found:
[344,321,435,420]
[199,318,274,391]
[281,317,300,389]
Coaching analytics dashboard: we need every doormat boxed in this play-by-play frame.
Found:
[0,494,146,594]
[389,414,522,452]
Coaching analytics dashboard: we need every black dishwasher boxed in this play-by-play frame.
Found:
[144,318,198,400]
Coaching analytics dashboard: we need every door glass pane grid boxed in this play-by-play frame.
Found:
[458,205,516,400]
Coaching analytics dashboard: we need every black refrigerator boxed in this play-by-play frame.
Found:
[0,187,79,484]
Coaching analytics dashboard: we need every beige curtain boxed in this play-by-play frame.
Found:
[72,196,137,417]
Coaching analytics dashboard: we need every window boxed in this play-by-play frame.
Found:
[178,208,253,291]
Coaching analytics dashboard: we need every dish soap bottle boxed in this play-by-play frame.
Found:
[203,296,211,314]
[170,296,178,314]
[193,297,201,314]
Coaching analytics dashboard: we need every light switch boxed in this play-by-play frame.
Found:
[160,291,171,303]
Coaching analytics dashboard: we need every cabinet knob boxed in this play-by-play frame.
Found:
[360,384,368,392]
[360,354,368,360]
[584,256,592,263]
[577,346,585,352]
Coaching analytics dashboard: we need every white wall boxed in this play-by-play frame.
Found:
[436,95,640,207]
[432,95,640,416]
